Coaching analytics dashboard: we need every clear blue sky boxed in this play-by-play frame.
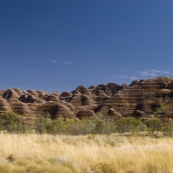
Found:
[1,0,173,93]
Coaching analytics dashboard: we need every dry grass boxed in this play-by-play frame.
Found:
[0,133,173,172]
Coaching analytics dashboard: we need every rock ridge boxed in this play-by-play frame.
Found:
[1,77,173,122]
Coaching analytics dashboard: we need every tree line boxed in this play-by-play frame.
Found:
[0,110,173,137]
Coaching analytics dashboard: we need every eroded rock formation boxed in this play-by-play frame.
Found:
[0,77,173,122]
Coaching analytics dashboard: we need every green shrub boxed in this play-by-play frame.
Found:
[116,117,142,135]
[0,111,27,133]
[155,103,171,118]
[146,118,162,135]
[102,119,117,135]
[95,120,105,134]
[35,116,50,134]
[161,121,173,136]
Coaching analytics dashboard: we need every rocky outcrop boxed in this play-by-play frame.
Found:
[60,100,75,111]
[133,110,146,118]
[27,90,38,97]
[0,97,11,111]
[107,108,122,118]
[60,92,72,101]
[37,102,75,119]
[0,77,173,121]
[76,85,91,95]
[93,83,122,96]
[12,88,23,96]
[46,94,59,102]
[96,77,173,117]
[76,109,96,119]
[51,91,61,97]
[36,90,49,99]
[3,89,19,100]
[0,89,7,97]
[9,100,30,115]
[19,94,36,103]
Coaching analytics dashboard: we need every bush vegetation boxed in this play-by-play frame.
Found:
[0,111,173,137]
[0,111,31,133]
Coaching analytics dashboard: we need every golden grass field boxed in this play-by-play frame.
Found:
[0,133,173,173]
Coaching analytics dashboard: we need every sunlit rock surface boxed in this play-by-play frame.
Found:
[0,77,173,122]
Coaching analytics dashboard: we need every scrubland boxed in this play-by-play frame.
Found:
[0,133,172,173]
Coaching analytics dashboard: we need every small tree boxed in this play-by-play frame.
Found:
[95,120,105,134]
[155,103,171,118]
[35,116,50,134]
[72,118,95,135]
[116,117,142,135]
[146,118,162,135]
[45,119,64,135]
[0,111,22,133]
[116,118,128,135]
[161,121,173,136]
[102,119,117,136]
[126,117,142,133]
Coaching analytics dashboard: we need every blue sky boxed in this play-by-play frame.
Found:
[1,0,173,93]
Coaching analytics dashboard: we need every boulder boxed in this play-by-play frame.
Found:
[133,110,146,118]
[107,108,122,117]
[76,109,96,119]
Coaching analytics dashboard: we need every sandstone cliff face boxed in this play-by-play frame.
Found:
[3,89,20,100]
[0,77,173,121]
[0,97,11,111]
[96,77,173,117]
[37,102,75,119]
